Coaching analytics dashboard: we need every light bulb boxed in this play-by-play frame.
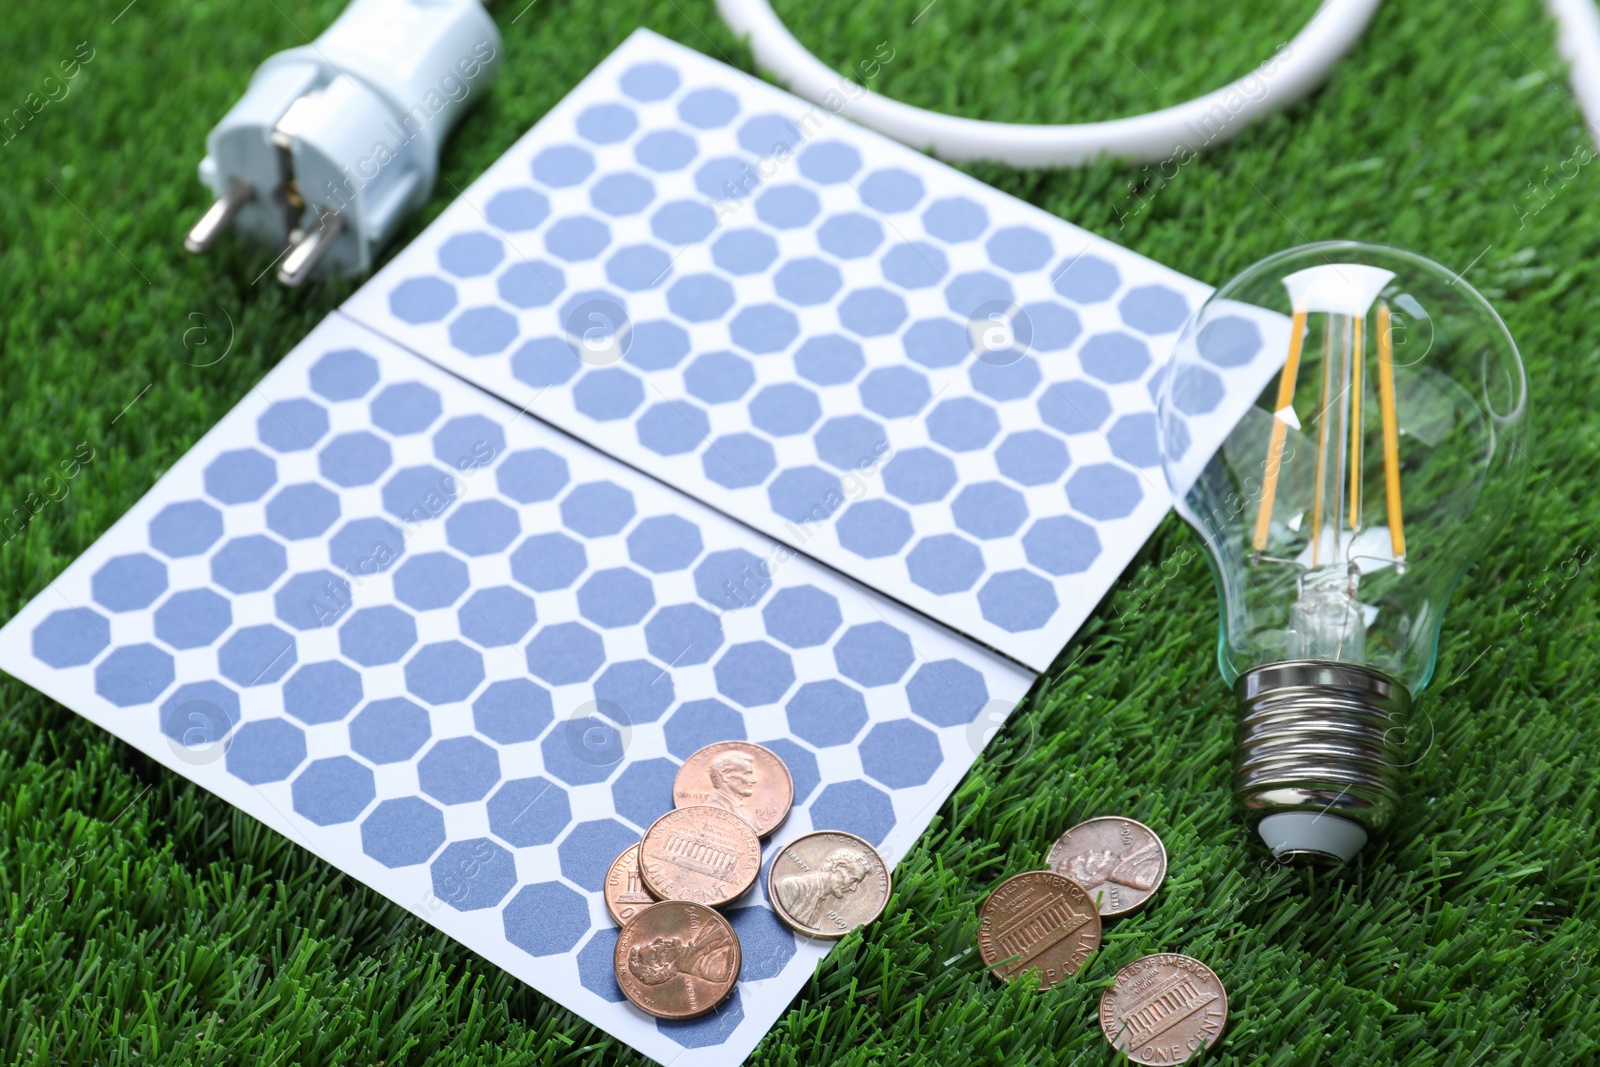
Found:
[1158,241,1529,862]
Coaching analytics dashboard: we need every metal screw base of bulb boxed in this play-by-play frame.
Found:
[1234,660,1409,863]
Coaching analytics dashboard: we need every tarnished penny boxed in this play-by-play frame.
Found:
[638,805,763,907]
[604,845,659,926]
[1046,816,1168,917]
[613,900,741,1020]
[1099,953,1228,1064]
[673,741,793,837]
[767,831,890,939]
[977,871,1101,988]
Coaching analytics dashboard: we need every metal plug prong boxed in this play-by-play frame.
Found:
[184,180,253,254]
[276,212,345,287]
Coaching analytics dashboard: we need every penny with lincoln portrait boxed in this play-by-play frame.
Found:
[613,900,741,1020]
[1045,816,1168,918]
[604,844,659,926]
[639,805,763,907]
[673,741,793,837]
[766,831,890,939]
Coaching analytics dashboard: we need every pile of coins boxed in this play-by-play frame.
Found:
[978,816,1229,1065]
[604,741,891,1020]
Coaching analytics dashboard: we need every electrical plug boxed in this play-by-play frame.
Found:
[185,0,501,285]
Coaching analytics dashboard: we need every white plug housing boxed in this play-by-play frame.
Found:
[189,0,501,283]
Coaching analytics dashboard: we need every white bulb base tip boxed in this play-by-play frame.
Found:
[1256,812,1369,864]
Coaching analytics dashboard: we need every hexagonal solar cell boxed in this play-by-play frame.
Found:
[1067,463,1144,520]
[1052,254,1121,302]
[859,167,925,213]
[679,86,739,128]
[944,270,1013,319]
[880,241,947,290]
[542,714,626,784]
[905,658,989,726]
[1197,314,1262,367]
[349,696,432,763]
[635,129,697,171]
[92,553,168,612]
[590,172,654,217]
[210,535,287,594]
[712,229,779,275]
[370,382,442,435]
[560,481,635,537]
[438,232,504,277]
[258,398,329,452]
[729,303,800,354]
[738,113,800,156]
[525,621,606,685]
[485,187,550,231]
[859,366,931,418]
[1169,364,1225,416]
[1107,412,1161,467]
[152,588,231,649]
[361,797,447,868]
[922,196,988,242]
[663,698,745,759]
[577,929,625,1003]
[906,533,985,594]
[309,348,379,400]
[282,660,363,725]
[573,368,645,422]
[985,226,1053,272]
[714,641,795,707]
[860,719,943,787]
[702,432,776,490]
[274,570,351,631]
[292,756,375,826]
[328,517,406,575]
[684,350,755,404]
[882,447,956,505]
[668,274,736,322]
[382,466,458,524]
[94,643,174,706]
[418,735,501,804]
[637,400,710,456]
[755,184,820,229]
[969,356,1042,402]
[448,306,519,356]
[767,466,843,525]
[808,780,894,846]
[265,482,340,540]
[996,430,1070,486]
[405,641,486,705]
[644,602,724,666]
[978,570,1059,633]
[545,216,612,261]
[952,482,1029,539]
[817,213,883,259]
[226,718,306,785]
[926,397,999,452]
[786,679,867,747]
[510,532,587,592]
[515,334,580,389]
[902,318,968,368]
[500,260,567,307]
[497,448,569,503]
[748,384,820,436]
[473,678,554,744]
[613,756,680,829]
[773,257,843,306]
[1120,284,1191,334]
[834,622,914,687]
[217,624,296,687]
[627,514,703,572]
[318,431,392,487]
[652,199,717,245]
[594,659,675,723]
[603,244,671,292]
[459,586,538,647]
[31,607,110,668]
[148,500,224,558]
[203,448,276,504]
[837,287,906,336]
[1080,332,1151,384]
[159,681,242,751]
[1022,514,1101,575]
[339,605,418,666]
[577,567,655,629]
[798,140,860,183]
[506,881,591,960]
[760,585,841,649]
[389,276,457,324]
[621,60,680,100]
[433,414,506,469]
[532,144,595,187]
[813,414,886,471]
[693,548,770,612]
[393,551,470,610]
[445,499,521,557]
[793,334,863,385]
[1038,379,1112,435]
[431,838,516,910]
[488,777,571,847]
[835,500,913,558]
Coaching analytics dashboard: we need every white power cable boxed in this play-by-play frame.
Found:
[1547,0,1600,143]
[715,0,1383,167]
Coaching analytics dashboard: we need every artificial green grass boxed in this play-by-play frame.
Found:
[2,0,1598,1063]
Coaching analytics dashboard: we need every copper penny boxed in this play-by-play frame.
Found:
[1099,953,1228,1064]
[673,741,793,837]
[767,831,890,939]
[604,844,659,926]
[1046,816,1168,917]
[638,805,763,907]
[977,871,1102,988]
[613,900,741,1020]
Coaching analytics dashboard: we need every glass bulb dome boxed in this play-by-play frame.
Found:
[1158,241,1528,859]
